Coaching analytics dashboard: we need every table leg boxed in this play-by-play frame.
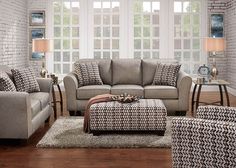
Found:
[191,84,197,116]
[52,85,57,119]
[196,84,202,110]
[223,85,230,106]
[57,84,63,116]
[219,85,223,106]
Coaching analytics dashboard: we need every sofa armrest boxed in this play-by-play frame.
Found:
[37,78,53,93]
[172,117,236,167]
[176,71,192,111]
[197,105,236,123]
[63,73,78,112]
[0,91,32,139]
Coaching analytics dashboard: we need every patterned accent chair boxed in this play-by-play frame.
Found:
[172,106,236,168]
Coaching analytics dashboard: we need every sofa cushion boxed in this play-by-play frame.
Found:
[29,92,50,109]
[111,85,144,96]
[31,99,41,118]
[144,85,178,99]
[74,59,112,85]
[11,67,40,93]
[77,85,111,100]
[153,63,181,87]
[0,71,16,91]
[142,59,179,86]
[74,62,103,87]
[112,59,142,85]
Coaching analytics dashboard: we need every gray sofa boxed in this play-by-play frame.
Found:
[64,59,192,116]
[0,65,52,139]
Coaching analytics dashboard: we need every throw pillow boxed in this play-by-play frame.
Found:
[74,62,103,87]
[11,67,40,93]
[152,63,181,87]
[0,71,16,91]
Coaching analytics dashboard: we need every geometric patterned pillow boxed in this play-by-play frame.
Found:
[11,67,40,93]
[0,71,16,92]
[73,62,103,87]
[152,63,181,87]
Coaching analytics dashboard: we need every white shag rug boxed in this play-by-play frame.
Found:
[37,117,173,148]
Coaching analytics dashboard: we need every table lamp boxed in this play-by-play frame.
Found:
[204,37,225,80]
[32,39,52,78]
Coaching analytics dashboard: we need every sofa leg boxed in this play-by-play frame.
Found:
[45,116,50,123]
[175,111,186,116]
[69,111,76,116]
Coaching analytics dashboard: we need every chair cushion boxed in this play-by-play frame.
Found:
[111,85,144,96]
[11,67,40,93]
[144,85,178,99]
[74,59,112,85]
[31,99,41,119]
[74,62,103,87]
[152,63,181,87]
[0,71,16,91]
[112,59,142,85]
[77,85,111,100]
[29,92,50,109]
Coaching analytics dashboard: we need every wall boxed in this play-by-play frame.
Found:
[207,0,227,80]
[28,0,48,76]
[226,0,236,90]
[0,0,28,68]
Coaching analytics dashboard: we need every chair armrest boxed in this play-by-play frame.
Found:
[36,78,53,93]
[197,105,236,123]
[172,117,236,167]
[176,71,192,111]
[0,91,32,139]
[63,72,78,112]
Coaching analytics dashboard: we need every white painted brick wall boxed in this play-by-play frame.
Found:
[208,0,227,80]
[28,0,48,76]
[0,0,28,68]
[226,0,236,89]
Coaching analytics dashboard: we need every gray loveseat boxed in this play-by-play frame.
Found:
[0,65,52,139]
[64,59,192,116]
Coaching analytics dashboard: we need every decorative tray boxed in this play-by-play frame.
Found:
[111,93,141,103]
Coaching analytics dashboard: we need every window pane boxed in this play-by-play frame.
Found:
[54,64,61,74]
[174,39,181,49]
[72,52,79,61]
[103,15,110,25]
[143,27,150,37]
[72,15,79,25]
[143,2,151,13]
[112,52,119,59]
[103,52,110,59]
[72,27,79,37]
[153,39,159,49]
[152,2,160,12]
[112,2,120,12]
[134,15,141,25]
[94,27,101,37]
[63,15,70,25]
[183,51,190,61]
[103,39,110,49]
[94,2,101,13]
[54,2,61,13]
[192,1,200,13]
[183,1,190,13]
[134,0,142,13]
[54,39,61,49]
[63,2,70,13]
[72,39,79,49]
[94,15,101,25]
[103,1,110,12]
[183,39,190,49]
[174,52,181,61]
[112,27,119,37]
[63,64,70,74]
[54,15,61,25]
[152,52,159,59]
[103,27,110,37]
[112,15,119,25]
[193,51,200,61]
[134,39,141,49]
[134,27,141,37]
[63,27,70,37]
[143,51,151,59]
[143,15,150,25]
[72,2,79,13]
[152,15,159,25]
[63,52,70,62]
[174,2,182,13]
[143,39,150,49]
[54,52,61,61]
[153,27,159,37]
[193,39,200,49]
[63,40,70,49]
[94,52,101,59]
[54,27,61,37]
[112,39,119,49]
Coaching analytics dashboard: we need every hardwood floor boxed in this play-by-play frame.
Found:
[0,92,235,168]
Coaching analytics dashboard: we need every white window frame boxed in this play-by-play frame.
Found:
[47,0,208,78]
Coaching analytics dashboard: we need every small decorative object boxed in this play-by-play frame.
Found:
[30,10,45,26]
[210,14,224,38]
[111,93,141,103]
[30,28,45,43]
[198,64,210,82]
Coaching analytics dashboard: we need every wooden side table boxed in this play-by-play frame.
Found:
[52,80,63,119]
[191,80,230,116]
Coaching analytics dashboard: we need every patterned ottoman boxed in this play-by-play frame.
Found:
[89,99,167,135]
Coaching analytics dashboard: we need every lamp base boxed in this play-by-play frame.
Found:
[40,61,48,78]
[211,64,218,80]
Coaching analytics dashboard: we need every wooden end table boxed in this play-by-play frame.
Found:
[191,79,230,116]
[52,80,63,119]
